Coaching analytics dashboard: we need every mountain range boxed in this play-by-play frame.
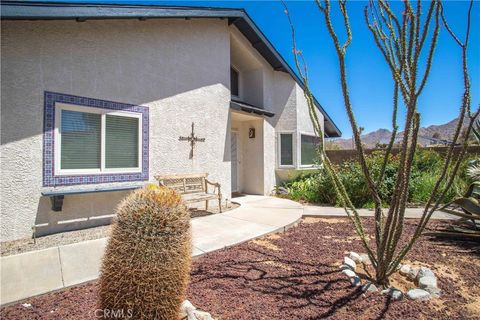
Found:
[327,116,473,150]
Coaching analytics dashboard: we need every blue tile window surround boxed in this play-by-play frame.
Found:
[43,91,149,187]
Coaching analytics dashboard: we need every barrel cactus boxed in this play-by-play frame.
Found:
[99,184,191,319]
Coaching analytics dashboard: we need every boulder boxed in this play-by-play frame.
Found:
[339,264,354,271]
[406,288,431,300]
[343,256,357,271]
[349,251,362,263]
[342,269,356,278]
[399,264,411,276]
[418,276,437,289]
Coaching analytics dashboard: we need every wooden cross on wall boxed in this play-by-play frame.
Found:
[179,122,205,159]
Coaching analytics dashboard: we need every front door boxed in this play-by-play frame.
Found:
[231,131,239,192]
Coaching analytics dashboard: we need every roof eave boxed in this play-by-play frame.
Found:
[0,1,341,137]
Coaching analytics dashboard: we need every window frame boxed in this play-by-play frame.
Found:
[230,65,241,99]
[277,131,296,168]
[54,102,142,176]
[299,132,322,168]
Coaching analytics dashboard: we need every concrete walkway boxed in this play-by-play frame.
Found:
[1,195,303,305]
[1,197,455,305]
[303,205,455,220]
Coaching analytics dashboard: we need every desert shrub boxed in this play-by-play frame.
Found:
[284,149,475,208]
[99,184,191,320]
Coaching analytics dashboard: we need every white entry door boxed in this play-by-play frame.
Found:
[231,131,239,192]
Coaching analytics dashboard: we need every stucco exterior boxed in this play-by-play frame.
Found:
[1,18,231,241]
[1,14,333,242]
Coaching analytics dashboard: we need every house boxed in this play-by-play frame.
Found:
[0,1,341,242]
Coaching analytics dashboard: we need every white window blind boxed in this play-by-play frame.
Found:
[105,115,139,168]
[57,106,141,174]
[60,110,101,169]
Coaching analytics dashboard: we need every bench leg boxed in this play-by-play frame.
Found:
[205,200,209,211]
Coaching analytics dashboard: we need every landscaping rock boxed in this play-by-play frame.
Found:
[390,289,404,301]
[180,300,214,320]
[407,288,431,300]
[193,310,214,320]
[276,187,289,195]
[350,276,361,287]
[417,267,435,280]
[361,282,378,293]
[343,256,357,271]
[424,286,442,297]
[339,264,354,271]
[418,276,437,289]
[359,253,372,265]
[399,264,411,276]
[381,288,404,300]
[407,267,420,281]
[349,251,362,263]
[342,269,356,278]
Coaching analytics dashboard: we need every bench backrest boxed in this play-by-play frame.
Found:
[155,173,208,194]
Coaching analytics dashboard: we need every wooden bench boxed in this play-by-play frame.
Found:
[155,173,222,213]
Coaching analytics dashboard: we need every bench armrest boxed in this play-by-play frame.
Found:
[205,179,221,196]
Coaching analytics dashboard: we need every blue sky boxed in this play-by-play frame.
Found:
[45,0,479,138]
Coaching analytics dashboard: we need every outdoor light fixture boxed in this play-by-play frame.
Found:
[249,128,255,139]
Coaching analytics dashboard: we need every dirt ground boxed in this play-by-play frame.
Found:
[1,217,479,319]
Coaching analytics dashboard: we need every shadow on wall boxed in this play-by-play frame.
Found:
[34,190,132,238]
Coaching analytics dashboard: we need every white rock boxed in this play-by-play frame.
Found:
[342,269,357,278]
[21,303,32,308]
[418,276,437,289]
[339,264,354,271]
[407,267,419,281]
[424,286,441,297]
[417,267,435,280]
[399,264,411,276]
[180,300,197,319]
[362,282,378,292]
[381,288,403,300]
[407,288,431,300]
[349,251,362,263]
[343,256,357,271]
[350,276,362,286]
[391,290,404,300]
[193,310,214,320]
[359,253,372,265]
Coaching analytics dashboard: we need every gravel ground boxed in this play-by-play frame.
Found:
[1,217,479,319]
[0,204,238,257]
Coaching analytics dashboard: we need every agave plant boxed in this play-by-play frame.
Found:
[426,163,480,241]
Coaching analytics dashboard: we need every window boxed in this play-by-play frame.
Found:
[301,134,321,166]
[279,133,294,166]
[230,66,239,97]
[55,103,141,175]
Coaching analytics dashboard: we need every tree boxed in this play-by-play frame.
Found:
[283,0,478,286]
[432,132,441,140]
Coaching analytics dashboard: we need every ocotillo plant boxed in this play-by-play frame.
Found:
[283,0,478,286]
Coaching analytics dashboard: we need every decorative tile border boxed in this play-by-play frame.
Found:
[43,91,149,187]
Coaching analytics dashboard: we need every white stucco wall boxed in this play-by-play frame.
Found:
[1,18,231,241]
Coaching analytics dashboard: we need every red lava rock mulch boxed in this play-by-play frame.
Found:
[1,217,479,319]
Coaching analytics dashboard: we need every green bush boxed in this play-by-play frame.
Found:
[284,149,475,208]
